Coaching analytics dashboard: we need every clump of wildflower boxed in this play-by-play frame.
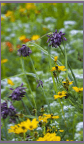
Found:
[9,83,26,101]
[31,35,40,41]
[37,132,61,141]
[8,118,39,134]
[17,44,32,57]
[36,79,43,88]
[72,87,83,92]
[43,113,59,119]
[62,78,73,91]
[1,59,8,64]
[1,101,17,122]
[7,79,14,86]
[54,91,67,99]
[47,29,67,48]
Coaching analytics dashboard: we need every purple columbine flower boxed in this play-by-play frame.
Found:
[37,80,43,88]
[9,83,26,101]
[17,44,32,57]
[1,101,18,122]
[47,29,67,48]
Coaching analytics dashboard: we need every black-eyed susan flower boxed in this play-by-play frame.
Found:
[50,65,66,72]
[72,87,83,92]
[54,91,67,99]
[26,118,39,131]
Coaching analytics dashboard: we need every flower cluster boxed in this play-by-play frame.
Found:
[1,101,17,122]
[47,29,67,48]
[17,44,32,57]
[8,118,39,134]
[62,78,73,91]
[9,83,26,101]
[39,113,59,123]
[37,133,61,141]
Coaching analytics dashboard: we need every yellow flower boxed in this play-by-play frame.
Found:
[73,87,83,92]
[57,65,66,71]
[17,121,28,133]
[54,91,67,99]
[1,59,8,64]
[54,56,58,62]
[26,118,38,130]
[26,3,36,10]
[5,11,13,17]
[43,113,59,119]
[50,65,66,72]
[31,35,40,41]
[8,125,18,133]
[7,79,14,86]
[19,35,26,41]
[59,130,64,132]
[50,67,56,71]
[37,133,61,141]
[19,7,26,13]
[39,116,48,123]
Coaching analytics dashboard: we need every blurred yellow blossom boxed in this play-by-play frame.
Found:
[19,35,26,41]
[26,3,36,10]
[5,11,13,17]
[54,56,58,62]
[31,35,40,41]
[73,87,83,92]
[7,79,14,86]
[1,59,8,64]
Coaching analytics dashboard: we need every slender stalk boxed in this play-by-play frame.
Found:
[63,41,68,78]
[29,56,52,114]
[21,99,31,115]
[21,57,37,116]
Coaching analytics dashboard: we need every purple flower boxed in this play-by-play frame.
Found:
[9,83,26,101]
[37,80,43,88]
[1,101,17,122]
[17,44,32,57]
[47,30,67,48]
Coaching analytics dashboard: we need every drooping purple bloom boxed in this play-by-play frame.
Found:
[47,30,67,48]
[9,83,26,101]
[1,101,18,122]
[17,44,32,57]
[37,80,43,88]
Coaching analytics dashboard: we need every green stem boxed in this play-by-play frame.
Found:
[21,57,37,116]
[29,56,52,114]
[63,41,68,78]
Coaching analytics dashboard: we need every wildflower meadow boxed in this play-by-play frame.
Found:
[1,3,83,141]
